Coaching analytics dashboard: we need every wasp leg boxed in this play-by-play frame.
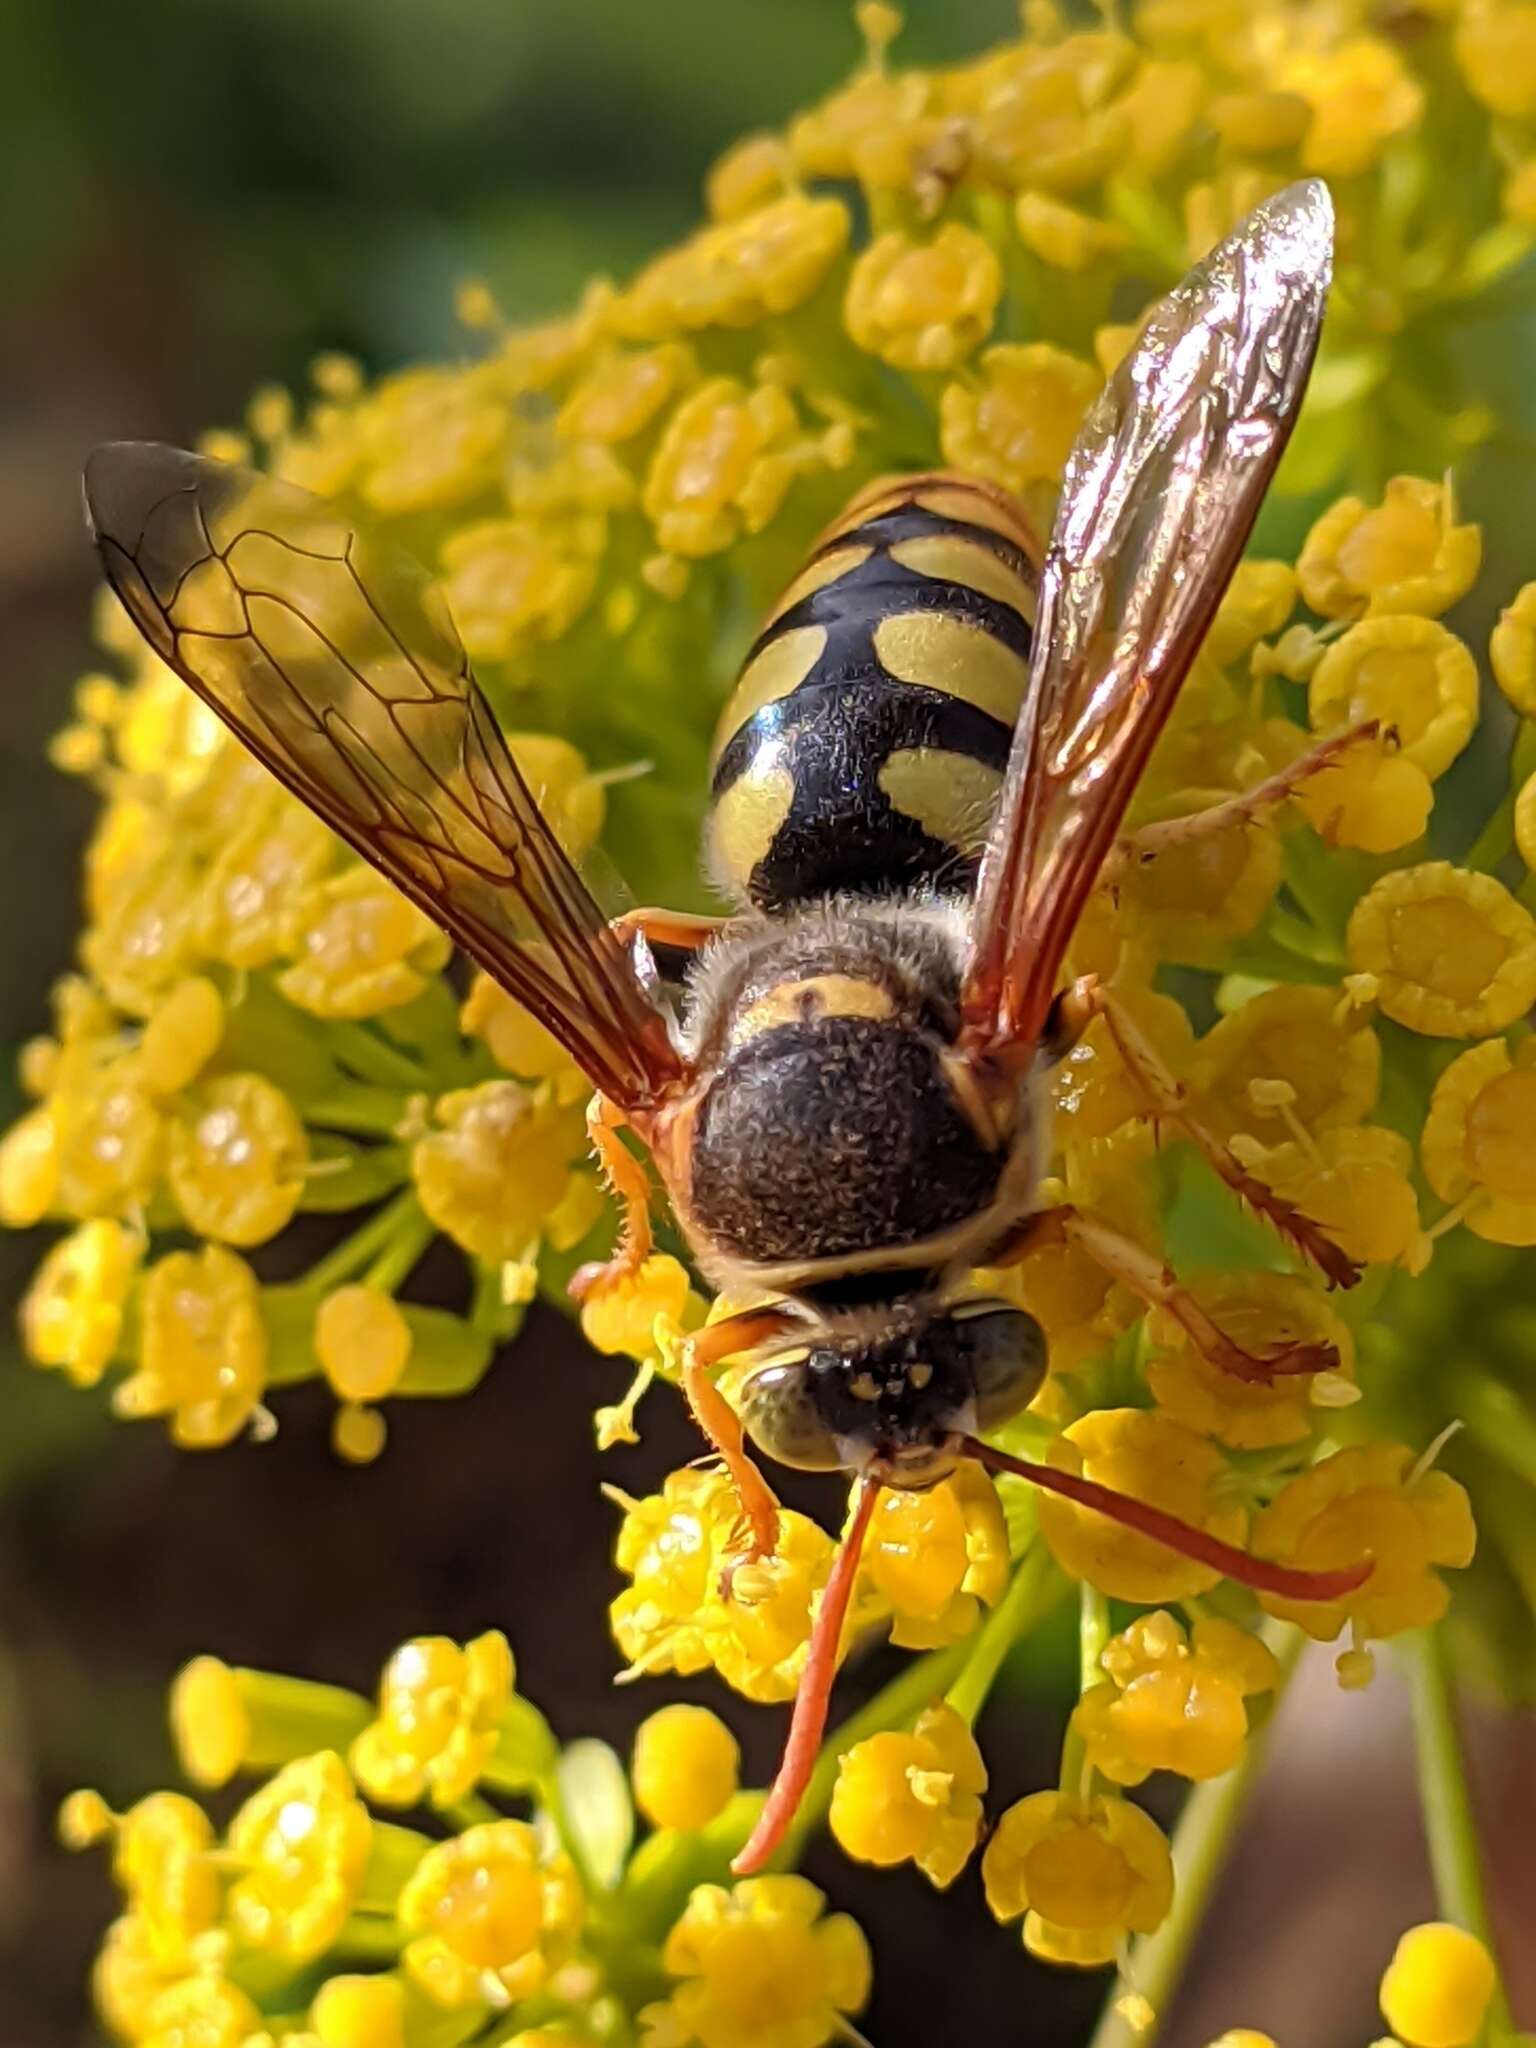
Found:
[681,1307,799,1584]
[1110,720,1381,871]
[569,1093,656,1302]
[996,1206,1341,1384]
[1047,973,1360,1290]
[612,906,723,954]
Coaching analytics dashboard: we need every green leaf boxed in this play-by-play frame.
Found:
[556,1738,633,1891]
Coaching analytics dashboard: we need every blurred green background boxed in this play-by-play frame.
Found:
[0,4,1531,2045]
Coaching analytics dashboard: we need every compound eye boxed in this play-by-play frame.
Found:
[958,1305,1047,1428]
[739,1359,844,1472]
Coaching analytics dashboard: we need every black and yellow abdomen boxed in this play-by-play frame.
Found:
[704,473,1039,914]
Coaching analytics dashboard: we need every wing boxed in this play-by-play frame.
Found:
[83,442,684,1111]
[960,179,1334,1053]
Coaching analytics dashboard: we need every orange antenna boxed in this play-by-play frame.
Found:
[963,1437,1372,1603]
[732,1473,881,1877]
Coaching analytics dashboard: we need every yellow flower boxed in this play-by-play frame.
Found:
[505,735,607,861]
[1308,618,1478,782]
[1117,791,1281,964]
[198,794,335,970]
[412,1081,580,1266]
[1347,863,1536,1037]
[859,1462,1008,1648]
[788,44,935,182]
[1421,1036,1536,1245]
[1517,768,1536,871]
[0,1104,61,1225]
[397,1819,582,2009]
[708,1508,839,1704]
[1378,1922,1497,2048]
[1295,744,1434,855]
[1147,1273,1354,1450]
[314,1286,414,1404]
[657,1875,871,2048]
[580,1254,693,1361]
[64,1788,222,1969]
[461,974,582,1089]
[139,1975,263,2048]
[136,979,226,1097]
[1034,1410,1247,1603]
[1193,984,1380,1145]
[829,1700,986,1888]
[226,1752,373,1961]
[439,519,599,661]
[557,342,696,445]
[351,1631,515,1809]
[939,341,1100,494]
[1075,1611,1279,1786]
[1490,578,1536,715]
[117,1246,267,1449]
[844,224,1002,372]
[1456,3,1536,119]
[1297,478,1481,621]
[1239,1125,1422,1272]
[1013,192,1125,271]
[632,1704,741,1832]
[982,1790,1174,1968]
[91,1914,185,2044]
[1207,560,1296,666]
[354,363,510,516]
[167,1074,308,1247]
[20,1218,140,1387]
[642,376,843,562]
[610,194,849,340]
[1253,1444,1476,1643]
[279,870,452,1020]
[945,36,1132,193]
[1277,37,1423,177]
[309,1974,409,2048]
[52,1062,165,1220]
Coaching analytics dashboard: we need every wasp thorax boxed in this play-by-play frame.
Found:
[740,1303,1046,1486]
[685,919,1012,1275]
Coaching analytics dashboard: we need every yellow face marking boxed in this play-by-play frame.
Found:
[878,746,1003,856]
[711,623,827,764]
[705,763,795,894]
[873,610,1031,725]
[762,543,872,630]
[850,1371,881,1401]
[889,532,1037,624]
[732,972,897,1046]
[908,1361,933,1390]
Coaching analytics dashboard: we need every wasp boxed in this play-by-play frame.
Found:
[85,179,1371,1877]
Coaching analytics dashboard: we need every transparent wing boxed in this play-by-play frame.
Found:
[83,442,684,1111]
[961,180,1334,1051]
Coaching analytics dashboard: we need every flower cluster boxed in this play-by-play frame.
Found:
[64,1635,870,2048]
[14,0,1536,2029]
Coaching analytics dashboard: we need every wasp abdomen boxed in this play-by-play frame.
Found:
[705,475,1039,914]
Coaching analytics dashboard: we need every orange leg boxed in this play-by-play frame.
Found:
[568,1093,655,1302]
[998,1205,1341,1384]
[1050,974,1360,1291]
[682,1306,801,1578]
[1110,721,1381,870]
[612,906,722,956]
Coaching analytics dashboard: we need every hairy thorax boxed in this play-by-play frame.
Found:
[660,897,1037,1293]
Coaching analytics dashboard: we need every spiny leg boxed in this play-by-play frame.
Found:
[682,1306,801,1578]
[1047,974,1360,1290]
[1110,720,1381,870]
[569,1092,656,1302]
[999,1205,1341,1383]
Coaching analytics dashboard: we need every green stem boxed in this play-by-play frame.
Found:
[305,1190,424,1294]
[1086,1626,1305,2048]
[303,1084,412,1137]
[330,1019,432,1090]
[363,1198,435,1293]
[947,1544,1064,1728]
[780,1639,971,1866]
[1407,1626,1514,2044]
